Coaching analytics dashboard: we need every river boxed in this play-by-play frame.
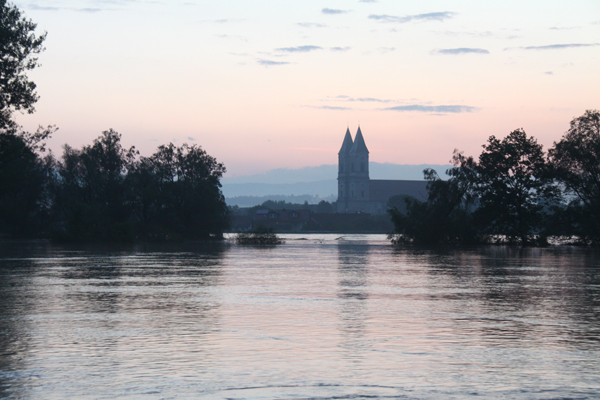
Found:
[1,235,600,399]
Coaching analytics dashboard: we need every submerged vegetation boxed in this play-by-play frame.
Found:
[234,226,284,245]
[389,110,600,246]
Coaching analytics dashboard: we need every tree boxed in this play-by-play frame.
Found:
[129,142,228,241]
[0,1,46,129]
[474,129,557,244]
[548,110,600,242]
[53,130,137,241]
[389,151,479,245]
[0,132,51,236]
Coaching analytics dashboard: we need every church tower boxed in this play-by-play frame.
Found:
[337,127,353,212]
[337,126,370,213]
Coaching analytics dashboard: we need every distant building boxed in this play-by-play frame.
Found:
[337,127,428,214]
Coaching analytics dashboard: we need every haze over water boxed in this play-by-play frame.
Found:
[1,235,600,399]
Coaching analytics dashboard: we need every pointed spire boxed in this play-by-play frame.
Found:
[339,127,353,154]
[350,126,369,154]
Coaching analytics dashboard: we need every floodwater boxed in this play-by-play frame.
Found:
[1,234,600,399]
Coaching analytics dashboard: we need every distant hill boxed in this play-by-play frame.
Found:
[222,180,337,199]
[221,162,451,203]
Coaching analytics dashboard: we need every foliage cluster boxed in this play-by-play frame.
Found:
[240,199,336,215]
[1,129,229,242]
[234,226,284,245]
[389,110,600,246]
[0,0,46,130]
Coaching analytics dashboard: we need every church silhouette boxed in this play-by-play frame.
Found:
[337,127,428,214]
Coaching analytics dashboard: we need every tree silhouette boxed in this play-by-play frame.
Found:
[474,129,557,244]
[52,130,137,241]
[0,0,46,129]
[549,110,600,242]
[128,142,228,241]
[0,133,54,236]
[389,151,479,244]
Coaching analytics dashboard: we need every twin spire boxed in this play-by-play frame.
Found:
[339,126,369,155]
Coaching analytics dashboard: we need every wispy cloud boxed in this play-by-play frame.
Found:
[257,59,290,66]
[215,34,248,42]
[187,137,196,141]
[505,43,600,50]
[331,95,395,103]
[322,8,349,15]
[25,4,102,12]
[383,105,479,113]
[310,105,352,110]
[377,47,395,54]
[433,30,494,38]
[549,26,579,30]
[27,4,60,11]
[359,0,378,2]
[330,47,351,52]
[297,22,327,28]
[369,11,456,24]
[200,18,245,24]
[545,71,553,75]
[276,45,322,53]
[433,48,489,55]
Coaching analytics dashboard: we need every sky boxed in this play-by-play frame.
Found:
[13,0,600,177]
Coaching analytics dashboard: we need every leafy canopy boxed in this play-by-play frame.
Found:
[0,0,46,129]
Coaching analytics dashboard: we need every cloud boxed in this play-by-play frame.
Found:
[187,137,196,141]
[383,105,479,113]
[330,47,351,52]
[215,34,248,42]
[200,18,245,24]
[354,97,393,103]
[506,43,600,51]
[297,22,327,28]
[310,105,352,110]
[378,47,395,53]
[369,11,456,23]
[545,71,553,75]
[359,0,378,2]
[433,48,489,55]
[330,95,394,103]
[27,4,60,11]
[25,3,103,12]
[549,26,579,30]
[322,8,348,15]
[433,30,494,38]
[276,45,322,53]
[257,59,290,66]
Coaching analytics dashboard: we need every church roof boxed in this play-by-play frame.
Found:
[350,126,369,154]
[338,127,353,154]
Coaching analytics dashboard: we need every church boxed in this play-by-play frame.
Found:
[337,127,428,214]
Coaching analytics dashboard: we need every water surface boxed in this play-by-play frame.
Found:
[1,235,600,399]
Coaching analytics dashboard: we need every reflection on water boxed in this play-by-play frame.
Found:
[337,245,370,370]
[1,236,600,399]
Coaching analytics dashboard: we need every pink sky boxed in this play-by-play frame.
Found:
[14,0,600,177]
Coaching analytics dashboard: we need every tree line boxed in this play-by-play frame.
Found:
[0,1,228,242]
[1,129,229,241]
[389,110,600,246]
